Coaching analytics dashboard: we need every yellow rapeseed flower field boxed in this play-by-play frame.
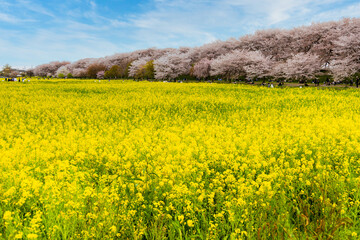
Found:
[1,79,360,239]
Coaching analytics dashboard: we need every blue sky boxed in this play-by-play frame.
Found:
[1,0,360,69]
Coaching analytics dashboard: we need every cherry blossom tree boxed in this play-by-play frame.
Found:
[282,53,322,80]
[189,38,240,63]
[242,51,273,78]
[97,71,105,79]
[154,50,191,80]
[56,65,70,77]
[331,31,360,78]
[73,68,87,78]
[33,61,70,77]
[210,50,247,80]
[192,58,211,80]
[64,58,95,78]
[210,50,272,80]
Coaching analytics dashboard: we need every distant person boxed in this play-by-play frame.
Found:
[326,77,330,85]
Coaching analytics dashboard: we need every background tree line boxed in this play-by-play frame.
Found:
[30,18,360,83]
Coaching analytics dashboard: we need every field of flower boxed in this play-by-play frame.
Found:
[1,79,360,239]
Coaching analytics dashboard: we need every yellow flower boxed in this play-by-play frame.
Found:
[14,232,23,239]
[110,225,117,233]
[187,220,194,227]
[3,211,12,221]
[27,233,38,239]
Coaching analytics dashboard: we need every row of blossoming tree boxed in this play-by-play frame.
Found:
[31,18,360,83]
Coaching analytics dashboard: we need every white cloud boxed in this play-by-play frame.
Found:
[312,2,360,22]
[15,0,55,17]
[0,13,20,23]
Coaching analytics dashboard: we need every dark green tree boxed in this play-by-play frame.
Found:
[105,65,122,79]
[1,64,12,77]
[86,63,107,79]
[141,60,155,79]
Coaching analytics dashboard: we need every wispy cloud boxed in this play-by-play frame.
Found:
[312,2,360,22]
[15,0,55,17]
[0,13,20,23]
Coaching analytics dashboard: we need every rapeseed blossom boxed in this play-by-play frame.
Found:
[0,79,359,238]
